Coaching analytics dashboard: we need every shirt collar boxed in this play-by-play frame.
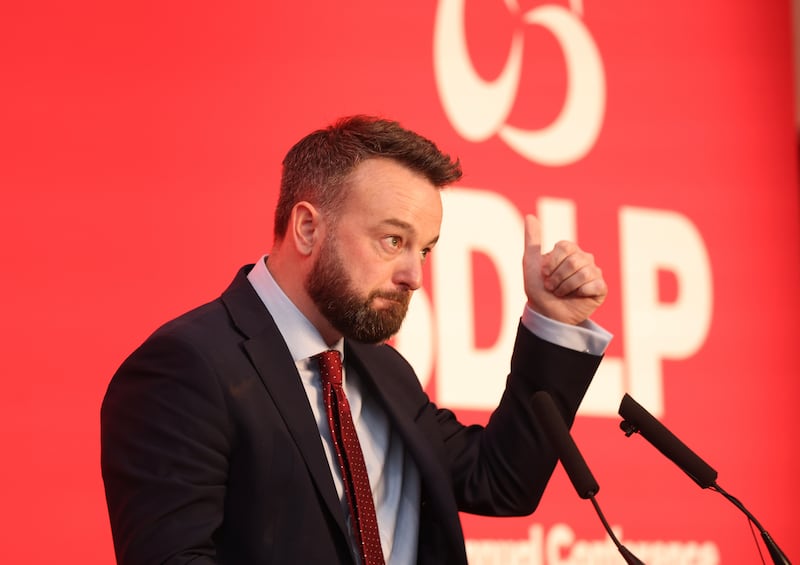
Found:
[246,255,344,362]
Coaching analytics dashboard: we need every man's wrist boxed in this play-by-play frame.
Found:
[521,305,612,355]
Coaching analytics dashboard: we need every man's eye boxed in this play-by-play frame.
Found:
[381,235,403,253]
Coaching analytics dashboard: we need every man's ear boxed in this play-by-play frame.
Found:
[289,201,321,256]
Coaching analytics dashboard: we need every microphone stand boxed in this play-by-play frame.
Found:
[708,482,791,565]
[588,494,645,565]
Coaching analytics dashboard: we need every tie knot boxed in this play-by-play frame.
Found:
[315,350,343,386]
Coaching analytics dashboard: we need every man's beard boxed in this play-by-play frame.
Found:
[305,237,411,344]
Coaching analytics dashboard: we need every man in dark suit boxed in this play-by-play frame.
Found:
[101,115,611,564]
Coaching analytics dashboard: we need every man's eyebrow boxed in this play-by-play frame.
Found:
[381,218,412,230]
[380,218,439,247]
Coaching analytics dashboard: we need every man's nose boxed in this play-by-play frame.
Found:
[394,251,424,291]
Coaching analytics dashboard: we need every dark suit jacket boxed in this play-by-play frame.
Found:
[101,266,602,564]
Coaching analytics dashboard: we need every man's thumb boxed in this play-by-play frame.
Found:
[524,214,542,255]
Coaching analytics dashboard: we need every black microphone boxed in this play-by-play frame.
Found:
[618,393,717,488]
[532,390,598,498]
[618,393,791,564]
[532,391,645,565]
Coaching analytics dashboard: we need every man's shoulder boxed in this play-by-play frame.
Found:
[132,265,258,353]
[112,299,236,375]
[153,297,233,342]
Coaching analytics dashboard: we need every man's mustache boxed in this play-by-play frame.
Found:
[369,289,412,306]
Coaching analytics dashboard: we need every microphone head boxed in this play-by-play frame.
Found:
[618,393,718,489]
[532,391,599,499]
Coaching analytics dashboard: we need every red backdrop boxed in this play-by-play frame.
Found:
[3,1,799,563]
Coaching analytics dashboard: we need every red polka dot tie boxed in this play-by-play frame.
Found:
[315,350,385,565]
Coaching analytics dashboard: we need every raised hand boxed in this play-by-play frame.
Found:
[523,214,608,325]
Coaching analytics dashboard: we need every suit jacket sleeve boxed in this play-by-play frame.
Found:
[101,331,231,565]
[432,322,602,516]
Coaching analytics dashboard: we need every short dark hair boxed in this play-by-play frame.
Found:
[273,115,462,240]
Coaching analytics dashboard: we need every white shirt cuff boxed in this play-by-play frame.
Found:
[521,305,612,355]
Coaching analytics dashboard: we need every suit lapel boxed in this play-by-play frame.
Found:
[220,267,349,540]
[346,341,466,559]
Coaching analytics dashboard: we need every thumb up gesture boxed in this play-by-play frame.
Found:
[523,214,608,325]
